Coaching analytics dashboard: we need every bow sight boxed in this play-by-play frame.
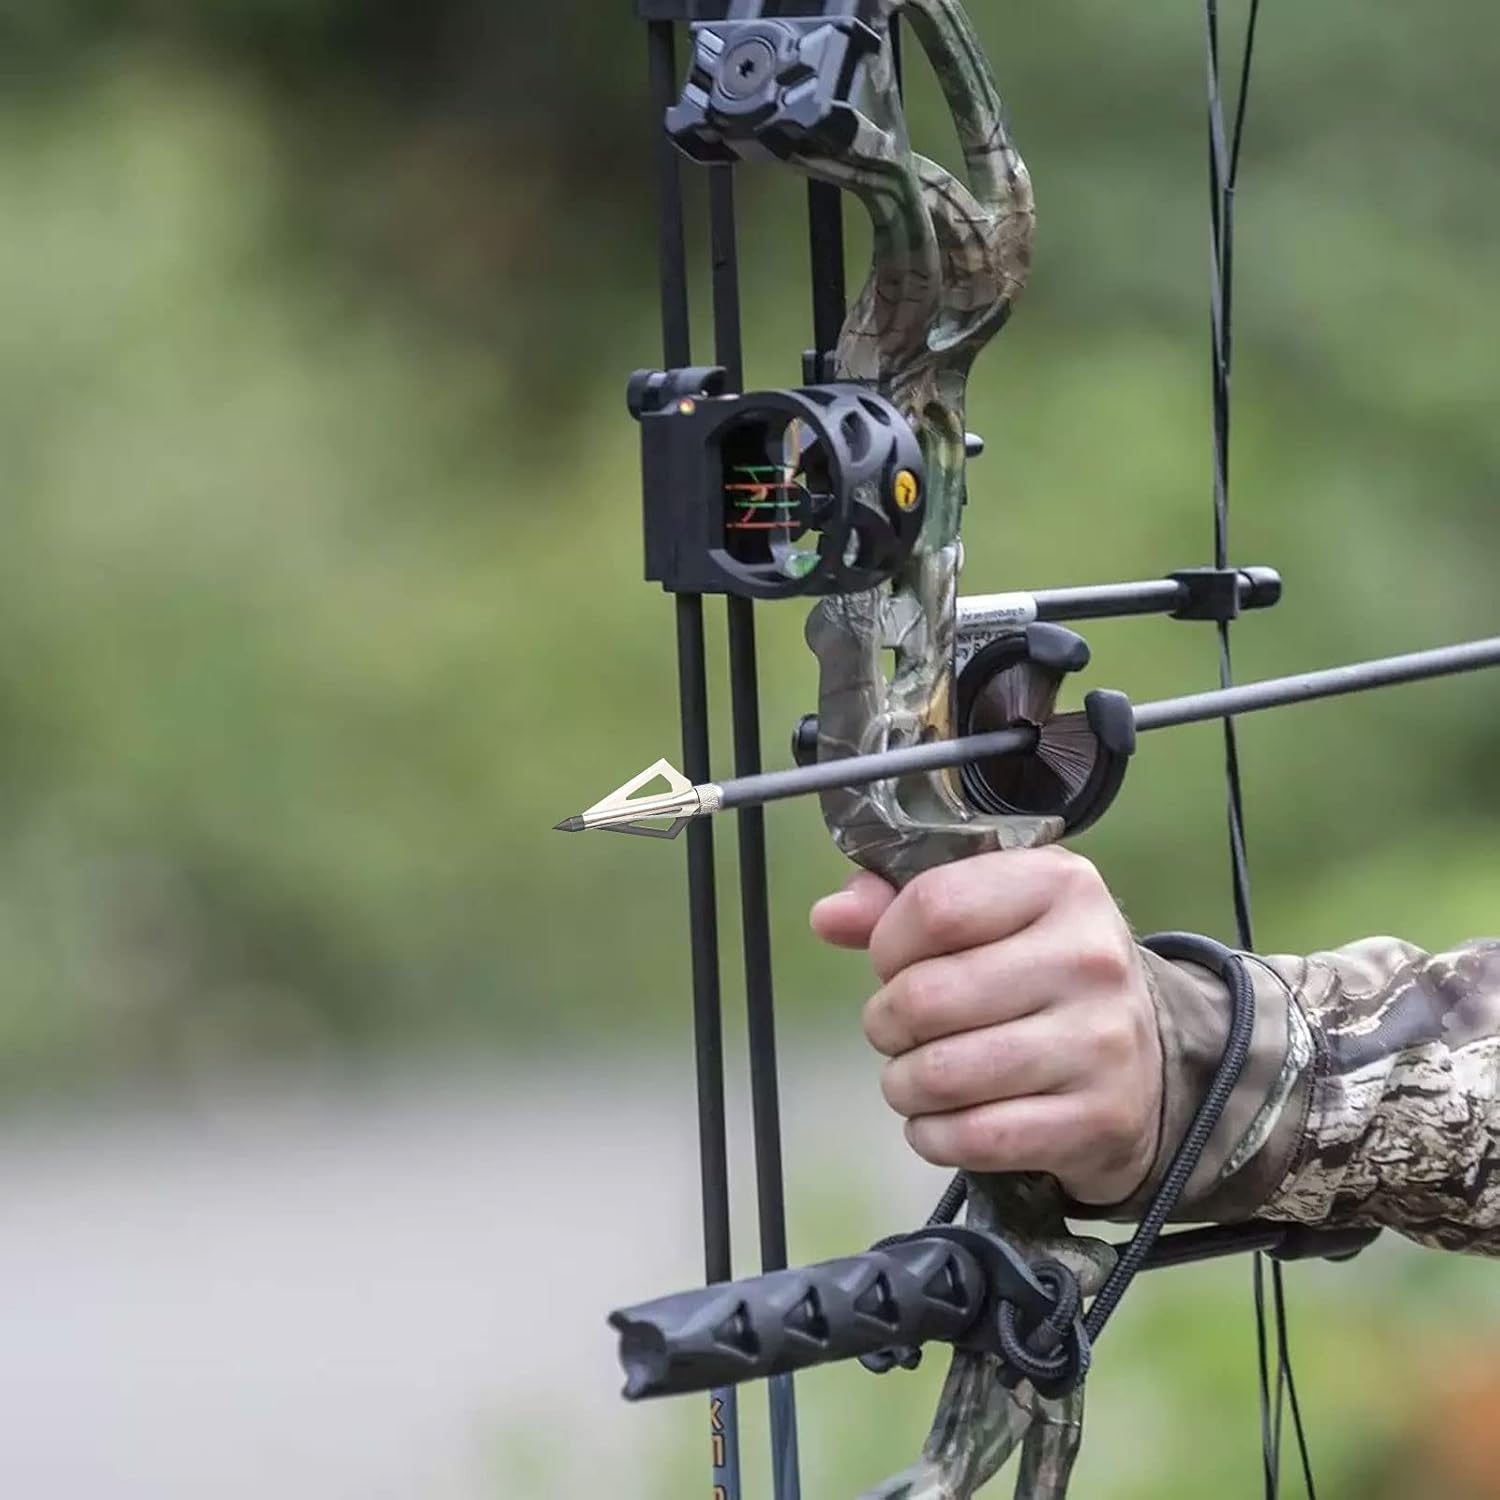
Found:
[630,366,926,598]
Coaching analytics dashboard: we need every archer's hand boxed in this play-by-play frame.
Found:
[811,849,1163,1206]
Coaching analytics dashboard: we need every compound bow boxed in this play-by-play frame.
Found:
[561,3,1500,1496]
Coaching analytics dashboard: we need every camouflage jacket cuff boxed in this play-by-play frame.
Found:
[1080,946,1311,1224]
[1255,937,1500,1252]
[1087,936,1500,1253]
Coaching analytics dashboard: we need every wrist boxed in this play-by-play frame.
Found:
[1072,947,1308,1223]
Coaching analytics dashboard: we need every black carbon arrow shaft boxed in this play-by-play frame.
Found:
[720,724,1040,811]
[1130,636,1500,731]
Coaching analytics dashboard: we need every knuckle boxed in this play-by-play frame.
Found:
[1029,847,1108,915]
[867,930,899,984]
[863,989,901,1054]
[1035,845,1091,893]
[1091,1010,1136,1068]
[1088,1093,1143,1159]
[901,962,955,1032]
[881,970,916,1032]
[951,1109,1007,1171]
[872,975,914,1048]
[913,1040,965,1107]
[909,1043,947,1102]
[905,868,966,946]
[1072,927,1137,987]
[879,1058,905,1111]
[1060,850,1109,903]
[904,1115,949,1165]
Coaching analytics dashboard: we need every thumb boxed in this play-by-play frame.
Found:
[810,870,897,950]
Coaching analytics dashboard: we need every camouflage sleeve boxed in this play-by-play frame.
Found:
[1115,936,1500,1254]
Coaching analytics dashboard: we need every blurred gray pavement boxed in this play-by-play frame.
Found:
[0,1053,925,1499]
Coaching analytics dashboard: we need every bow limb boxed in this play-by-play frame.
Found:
[856,1181,1115,1500]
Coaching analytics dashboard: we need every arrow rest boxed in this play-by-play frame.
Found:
[953,623,1134,833]
[792,622,1137,830]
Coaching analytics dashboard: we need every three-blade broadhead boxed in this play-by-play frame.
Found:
[555,758,706,839]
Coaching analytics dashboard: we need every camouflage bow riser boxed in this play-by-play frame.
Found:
[782,6,1114,1496]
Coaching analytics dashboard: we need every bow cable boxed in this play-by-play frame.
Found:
[644,19,744,1500]
[1202,2,1317,1495]
[711,151,805,1500]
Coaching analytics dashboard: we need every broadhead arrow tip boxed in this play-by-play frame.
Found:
[553,815,586,833]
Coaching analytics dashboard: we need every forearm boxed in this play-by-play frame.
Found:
[1125,935,1500,1253]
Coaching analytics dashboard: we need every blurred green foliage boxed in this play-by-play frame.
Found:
[3,3,1500,1498]
[0,0,1496,1087]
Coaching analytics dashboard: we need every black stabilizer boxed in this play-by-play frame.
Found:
[611,1234,987,1400]
[610,1222,1091,1403]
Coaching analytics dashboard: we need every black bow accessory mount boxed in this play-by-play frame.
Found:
[666,10,883,163]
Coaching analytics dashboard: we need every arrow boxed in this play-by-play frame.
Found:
[553,732,1039,836]
[555,636,1500,837]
